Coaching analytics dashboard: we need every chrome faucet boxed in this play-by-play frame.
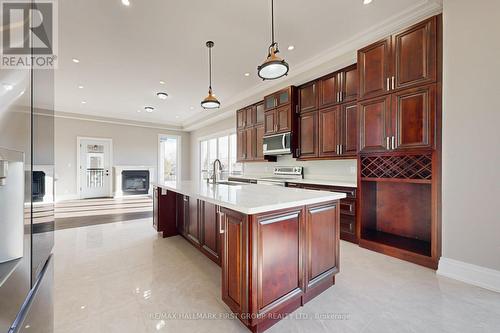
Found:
[209,159,223,183]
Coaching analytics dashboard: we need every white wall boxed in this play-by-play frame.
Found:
[55,117,190,200]
[440,0,500,275]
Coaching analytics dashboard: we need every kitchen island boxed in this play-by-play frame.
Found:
[153,181,346,332]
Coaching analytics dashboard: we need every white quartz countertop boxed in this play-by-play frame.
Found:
[155,181,346,215]
[228,175,357,188]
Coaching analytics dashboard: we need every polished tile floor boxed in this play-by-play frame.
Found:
[54,218,500,333]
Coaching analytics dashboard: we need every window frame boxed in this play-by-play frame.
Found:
[158,134,181,183]
[199,130,242,181]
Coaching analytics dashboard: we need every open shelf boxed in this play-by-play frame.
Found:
[361,229,431,257]
[360,180,433,263]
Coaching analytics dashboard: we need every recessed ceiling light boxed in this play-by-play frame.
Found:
[80,305,86,310]
[157,92,168,100]
[81,101,87,104]
[78,85,84,89]
[121,0,130,6]
[137,109,141,113]
[287,45,295,51]
[72,58,80,63]
[144,106,154,112]
[244,72,250,77]
[2,83,13,91]
[159,80,165,85]
[363,0,373,4]
[175,116,179,119]
[189,106,195,110]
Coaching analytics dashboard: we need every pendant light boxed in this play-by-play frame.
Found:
[201,41,221,110]
[257,0,289,80]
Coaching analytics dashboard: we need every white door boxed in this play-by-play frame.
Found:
[79,138,112,199]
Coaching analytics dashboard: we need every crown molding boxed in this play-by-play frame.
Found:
[183,0,442,132]
[47,110,184,132]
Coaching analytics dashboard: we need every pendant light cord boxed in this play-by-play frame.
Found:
[271,0,275,44]
[208,46,212,91]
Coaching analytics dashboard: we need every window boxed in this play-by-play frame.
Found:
[159,135,180,182]
[200,133,242,181]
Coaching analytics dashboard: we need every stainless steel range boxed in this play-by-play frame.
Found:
[257,166,303,187]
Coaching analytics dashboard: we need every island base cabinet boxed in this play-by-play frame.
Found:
[220,202,340,333]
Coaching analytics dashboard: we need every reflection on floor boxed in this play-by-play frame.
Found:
[54,218,500,333]
[55,196,152,230]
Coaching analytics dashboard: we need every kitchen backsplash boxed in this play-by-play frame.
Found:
[242,155,357,181]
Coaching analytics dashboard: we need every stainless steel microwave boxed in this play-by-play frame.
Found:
[263,132,292,155]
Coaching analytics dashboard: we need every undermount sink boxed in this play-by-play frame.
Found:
[214,181,249,186]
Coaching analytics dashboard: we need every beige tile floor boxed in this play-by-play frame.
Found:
[54,218,500,333]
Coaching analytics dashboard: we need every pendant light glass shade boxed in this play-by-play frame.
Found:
[201,41,221,110]
[257,0,289,80]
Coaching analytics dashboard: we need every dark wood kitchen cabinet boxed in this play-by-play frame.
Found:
[186,197,200,246]
[318,106,341,158]
[340,102,358,156]
[359,95,392,153]
[237,129,247,160]
[359,84,436,153]
[297,64,358,160]
[392,17,437,91]
[358,37,392,100]
[221,208,247,317]
[264,87,293,111]
[299,81,318,113]
[237,101,276,163]
[318,73,340,109]
[263,86,296,136]
[287,183,358,243]
[298,111,318,158]
[340,64,359,103]
[200,201,222,265]
[358,16,437,100]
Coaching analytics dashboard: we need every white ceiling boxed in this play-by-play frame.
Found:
[54,0,442,131]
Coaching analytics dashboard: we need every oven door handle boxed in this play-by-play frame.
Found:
[282,134,286,150]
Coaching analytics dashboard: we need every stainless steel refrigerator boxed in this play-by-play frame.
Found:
[0,13,55,333]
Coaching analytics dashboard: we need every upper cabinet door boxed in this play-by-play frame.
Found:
[255,125,265,160]
[318,73,340,109]
[341,65,359,103]
[393,17,437,91]
[276,88,291,107]
[237,130,247,161]
[245,106,256,128]
[264,94,276,111]
[264,110,276,135]
[276,106,291,133]
[255,102,265,125]
[298,111,318,158]
[391,84,436,150]
[236,109,246,129]
[319,106,341,157]
[246,127,256,160]
[358,37,392,100]
[340,102,358,156]
[299,81,318,113]
[359,95,392,153]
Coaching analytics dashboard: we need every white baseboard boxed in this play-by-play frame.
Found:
[437,257,500,293]
[55,194,80,202]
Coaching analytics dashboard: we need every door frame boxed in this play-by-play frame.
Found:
[158,134,182,183]
[76,136,113,199]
